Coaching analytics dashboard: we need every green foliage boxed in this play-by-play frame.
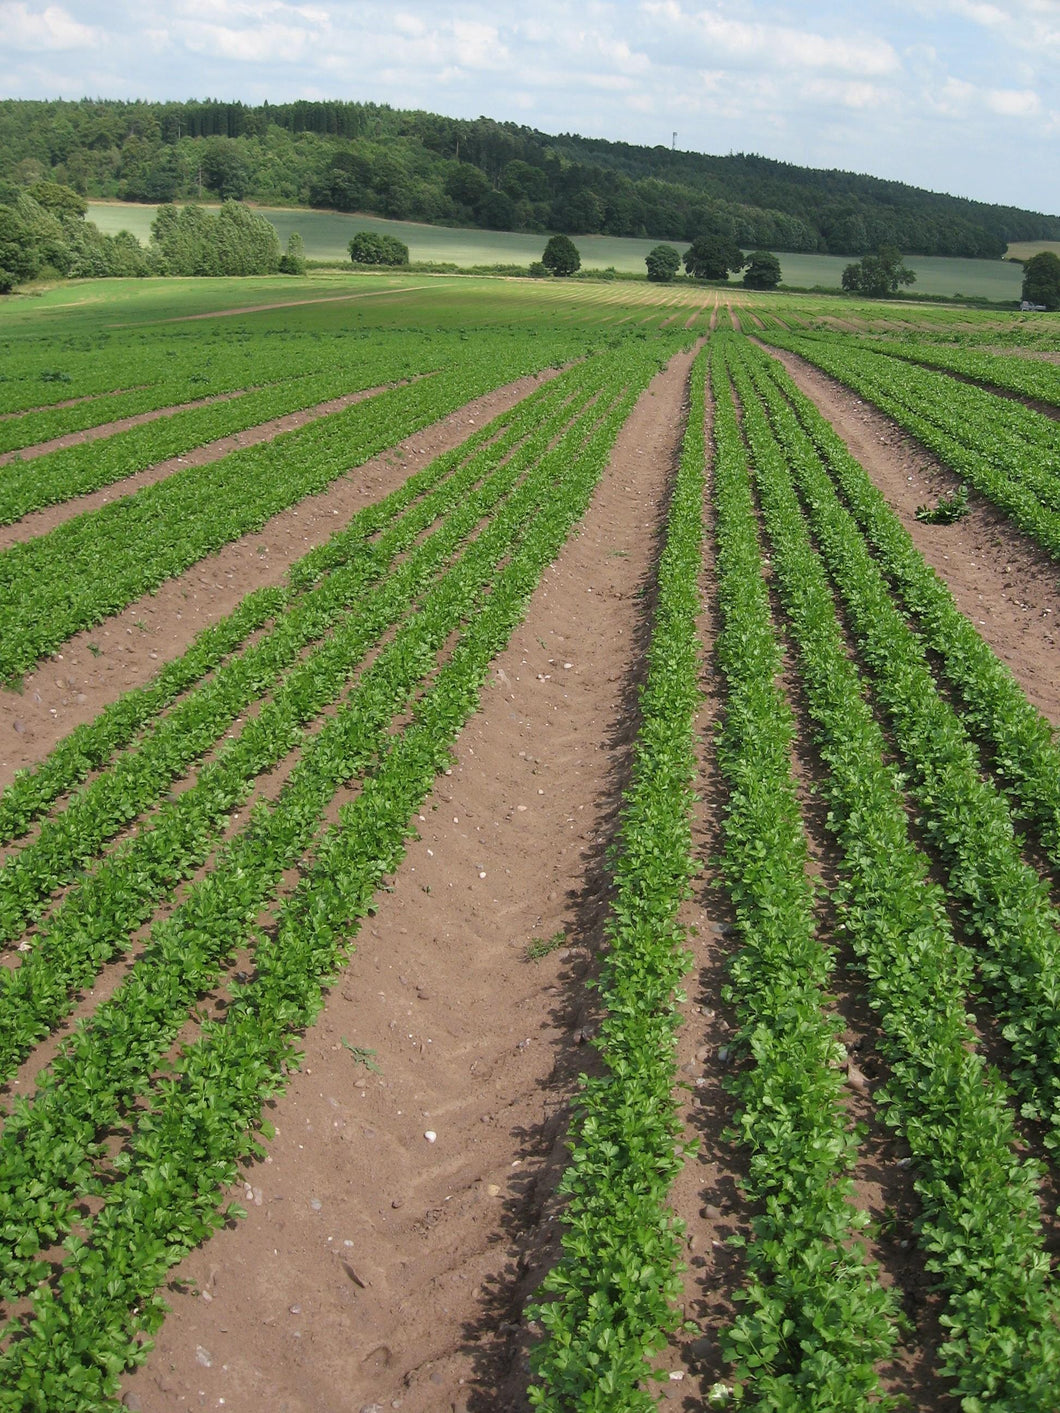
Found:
[348,229,410,266]
[741,249,781,289]
[150,200,281,275]
[0,326,684,1405]
[915,484,969,523]
[0,202,42,289]
[28,180,87,219]
[841,244,916,297]
[278,231,306,274]
[529,348,703,1408]
[683,233,744,280]
[762,327,1060,560]
[0,97,1054,258]
[725,334,1060,1406]
[1020,250,1060,309]
[708,341,902,1405]
[644,243,681,283]
[541,233,581,276]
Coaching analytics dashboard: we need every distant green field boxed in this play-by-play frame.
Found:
[87,202,1025,302]
[1005,240,1060,262]
[87,202,680,274]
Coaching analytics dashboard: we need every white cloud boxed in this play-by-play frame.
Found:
[641,1,899,76]
[3,2,100,50]
[983,86,1041,118]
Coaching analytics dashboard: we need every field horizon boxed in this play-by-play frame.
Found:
[84,199,1037,302]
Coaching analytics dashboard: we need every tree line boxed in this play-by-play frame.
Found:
[2,98,1057,261]
[0,185,304,291]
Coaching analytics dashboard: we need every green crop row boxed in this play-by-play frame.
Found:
[742,347,1060,867]
[0,380,613,1301]
[0,365,608,1081]
[0,327,418,451]
[858,336,1060,412]
[724,333,1060,1407]
[734,340,1060,1144]
[0,334,594,681]
[528,347,704,1411]
[0,356,420,524]
[709,341,901,1408]
[0,385,541,846]
[0,337,673,1412]
[760,332,1060,558]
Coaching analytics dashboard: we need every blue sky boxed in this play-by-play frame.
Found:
[3,0,1058,212]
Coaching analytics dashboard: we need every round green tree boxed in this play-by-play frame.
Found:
[349,231,409,267]
[645,243,681,283]
[1021,251,1060,310]
[742,250,781,289]
[541,234,580,276]
[683,233,744,281]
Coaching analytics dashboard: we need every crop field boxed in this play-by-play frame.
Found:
[86,201,1029,299]
[0,273,1058,1412]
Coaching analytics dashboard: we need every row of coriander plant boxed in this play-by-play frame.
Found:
[0,335,680,1411]
[723,333,1060,1408]
[526,346,706,1410]
[708,337,901,1407]
[734,339,1060,1149]
[745,347,1060,868]
[0,357,632,1308]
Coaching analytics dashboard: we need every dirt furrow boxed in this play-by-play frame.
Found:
[114,345,697,1413]
[762,345,1060,726]
[0,371,554,786]
[0,381,421,552]
[0,390,247,469]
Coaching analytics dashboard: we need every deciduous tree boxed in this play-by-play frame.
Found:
[683,233,744,281]
[1021,250,1060,310]
[645,243,681,282]
[742,250,781,289]
[841,244,916,297]
[541,234,580,276]
[348,230,410,266]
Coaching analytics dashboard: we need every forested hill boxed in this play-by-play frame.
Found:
[3,96,1058,259]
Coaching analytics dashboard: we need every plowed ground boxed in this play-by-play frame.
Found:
[2,342,1057,1413]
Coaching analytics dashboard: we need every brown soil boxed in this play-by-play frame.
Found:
[0,380,428,553]
[116,346,699,1413]
[0,391,246,470]
[0,371,552,779]
[764,344,1060,726]
[4,334,1058,1413]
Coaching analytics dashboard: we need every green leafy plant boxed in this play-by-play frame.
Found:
[915,484,969,523]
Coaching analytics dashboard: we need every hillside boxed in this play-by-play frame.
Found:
[2,97,1059,260]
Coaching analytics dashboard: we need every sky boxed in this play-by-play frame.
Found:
[3,0,1058,212]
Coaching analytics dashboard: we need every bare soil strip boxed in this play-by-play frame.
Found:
[0,390,246,469]
[0,381,415,552]
[0,387,148,421]
[764,345,1060,726]
[117,347,697,1413]
[0,371,553,786]
[112,286,437,328]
